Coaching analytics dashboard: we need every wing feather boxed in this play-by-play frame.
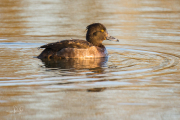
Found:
[40,39,93,51]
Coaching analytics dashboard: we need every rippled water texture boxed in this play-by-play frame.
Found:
[0,0,180,119]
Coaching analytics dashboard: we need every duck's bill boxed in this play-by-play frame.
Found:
[106,36,119,42]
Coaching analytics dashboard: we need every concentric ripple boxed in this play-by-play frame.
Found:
[106,47,180,78]
[43,46,180,89]
[0,45,180,89]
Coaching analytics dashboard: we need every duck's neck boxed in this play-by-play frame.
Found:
[86,37,103,47]
[97,44,105,48]
[89,40,104,47]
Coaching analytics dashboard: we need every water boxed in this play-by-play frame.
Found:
[0,0,180,119]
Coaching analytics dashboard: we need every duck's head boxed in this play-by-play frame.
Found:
[86,23,119,46]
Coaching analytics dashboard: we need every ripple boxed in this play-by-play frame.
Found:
[0,42,43,48]
[0,46,179,88]
[118,103,147,106]
[106,47,180,79]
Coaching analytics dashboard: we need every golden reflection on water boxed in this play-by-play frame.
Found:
[0,0,180,119]
[40,57,108,69]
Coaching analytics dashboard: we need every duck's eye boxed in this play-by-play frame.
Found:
[101,29,104,32]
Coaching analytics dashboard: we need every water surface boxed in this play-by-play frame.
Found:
[0,0,180,119]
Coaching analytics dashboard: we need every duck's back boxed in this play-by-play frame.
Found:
[37,39,107,59]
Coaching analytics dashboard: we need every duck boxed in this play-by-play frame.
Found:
[37,23,119,59]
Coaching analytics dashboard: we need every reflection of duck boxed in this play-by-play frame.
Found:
[37,23,119,59]
[40,57,108,69]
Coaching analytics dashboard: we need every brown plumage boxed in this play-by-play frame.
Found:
[37,23,119,59]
